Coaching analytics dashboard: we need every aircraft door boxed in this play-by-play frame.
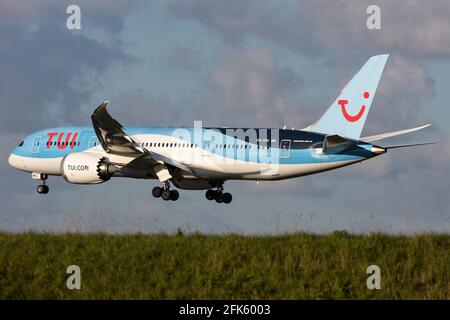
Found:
[280,139,291,158]
[32,136,42,154]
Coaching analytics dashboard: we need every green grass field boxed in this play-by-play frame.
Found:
[0,232,448,299]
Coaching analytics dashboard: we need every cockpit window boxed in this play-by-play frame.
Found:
[18,141,24,147]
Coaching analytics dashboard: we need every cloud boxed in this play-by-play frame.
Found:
[0,1,139,135]
[163,46,203,72]
[166,0,450,60]
[199,47,303,126]
[297,0,450,59]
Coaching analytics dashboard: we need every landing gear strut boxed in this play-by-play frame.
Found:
[152,181,179,201]
[205,182,232,204]
[35,174,49,195]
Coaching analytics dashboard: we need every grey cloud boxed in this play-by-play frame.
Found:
[166,0,450,60]
[163,46,203,72]
[0,1,139,136]
[200,47,303,127]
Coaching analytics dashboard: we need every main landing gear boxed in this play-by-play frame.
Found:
[152,181,179,201]
[34,173,49,195]
[205,183,232,204]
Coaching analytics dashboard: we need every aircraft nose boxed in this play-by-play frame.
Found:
[8,150,20,169]
[8,152,15,167]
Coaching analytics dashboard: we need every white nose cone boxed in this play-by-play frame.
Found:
[371,146,386,155]
[8,153,22,170]
[8,153,15,167]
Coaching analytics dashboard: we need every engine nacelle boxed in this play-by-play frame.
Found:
[61,152,118,184]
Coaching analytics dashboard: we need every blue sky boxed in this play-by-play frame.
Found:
[0,0,449,234]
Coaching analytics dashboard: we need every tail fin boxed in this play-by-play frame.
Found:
[304,54,389,140]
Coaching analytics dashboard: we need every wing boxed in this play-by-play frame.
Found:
[91,101,193,178]
[91,101,146,156]
[361,124,431,142]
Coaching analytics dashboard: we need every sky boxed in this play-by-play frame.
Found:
[0,0,449,234]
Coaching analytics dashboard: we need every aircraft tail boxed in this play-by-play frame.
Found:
[304,54,389,140]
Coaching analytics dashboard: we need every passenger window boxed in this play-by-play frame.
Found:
[19,141,24,147]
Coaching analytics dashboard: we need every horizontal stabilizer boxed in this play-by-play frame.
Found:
[322,135,357,154]
[384,141,439,149]
[361,124,431,142]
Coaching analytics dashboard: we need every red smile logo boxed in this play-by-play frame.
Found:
[338,91,370,122]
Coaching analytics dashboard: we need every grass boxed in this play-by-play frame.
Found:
[0,231,448,299]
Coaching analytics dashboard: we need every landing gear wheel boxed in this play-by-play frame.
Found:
[215,192,224,203]
[161,189,172,201]
[152,186,162,198]
[170,190,179,201]
[205,189,215,201]
[223,192,232,204]
[37,185,49,194]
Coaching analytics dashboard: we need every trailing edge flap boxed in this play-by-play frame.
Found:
[322,135,360,154]
[127,154,193,174]
[92,101,193,174]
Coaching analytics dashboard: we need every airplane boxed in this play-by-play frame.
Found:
[8,54,435,203]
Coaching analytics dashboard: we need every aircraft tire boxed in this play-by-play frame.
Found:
[205,190,215,200]
[161,189,171,201]
[215,192,224,203]
[170,190,179,201]
[223,192,232,204]
[152,186,162,198]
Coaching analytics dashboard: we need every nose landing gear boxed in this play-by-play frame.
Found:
[34,173,49,195]
[152,181,179,201]
[37,184,49,194]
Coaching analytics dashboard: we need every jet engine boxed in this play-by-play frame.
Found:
[61,152,119,184]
